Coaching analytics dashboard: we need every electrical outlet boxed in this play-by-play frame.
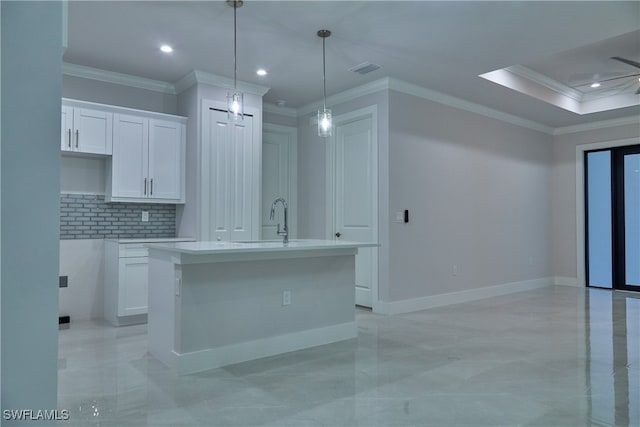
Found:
[452,264,458,276]
[141,211,149,222]
[282,290,291,306]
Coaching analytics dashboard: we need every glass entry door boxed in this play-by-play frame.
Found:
[586,145,640,291]
[616,146,640,291]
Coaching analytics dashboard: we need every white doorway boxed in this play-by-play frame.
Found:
[262,123,297,240]
[326,106,378,308]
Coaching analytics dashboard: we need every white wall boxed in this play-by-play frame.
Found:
[60,156,106,195]
[1,1,61,416]
[264,110,297,128]
[551,123,640,281]
[387,91,553,302]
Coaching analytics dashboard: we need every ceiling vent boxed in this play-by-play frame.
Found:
[348,62,381,75]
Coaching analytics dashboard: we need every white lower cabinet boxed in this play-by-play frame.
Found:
[104,238,192,326]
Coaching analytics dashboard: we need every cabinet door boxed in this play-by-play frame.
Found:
[118,256,148,317]
[112,114,148,199]
[206,109,232,241]
[73,107,113,154]
[228,115,254,241]
[202,108,255,241]
[61,106,73,151]
[148,119,183,200]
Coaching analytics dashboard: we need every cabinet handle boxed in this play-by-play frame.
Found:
[75,129,79,148]
[150,179,153,195]
[144,178,147,195]
[67,129,72,148]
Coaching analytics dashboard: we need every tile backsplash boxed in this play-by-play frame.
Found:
[60,194,176,240]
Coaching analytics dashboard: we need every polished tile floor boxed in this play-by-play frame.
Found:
[58,286,640,426]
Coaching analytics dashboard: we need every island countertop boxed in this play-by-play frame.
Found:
[147,238,376,373]
[146,239,378,255]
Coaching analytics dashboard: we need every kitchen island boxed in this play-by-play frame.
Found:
[146,239,377,374]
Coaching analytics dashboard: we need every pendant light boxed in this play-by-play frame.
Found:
[227,0,244,121]
[317,29,332,137]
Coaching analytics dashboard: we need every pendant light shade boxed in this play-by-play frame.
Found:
[317,29,332,137]
[227,0,244,121]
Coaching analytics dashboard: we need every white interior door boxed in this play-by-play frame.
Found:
[329,107,378,308]
[262,124,297,240]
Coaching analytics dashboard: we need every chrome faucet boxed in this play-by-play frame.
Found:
[269,197,289,244]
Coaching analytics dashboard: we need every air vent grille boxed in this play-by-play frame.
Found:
[348,62,381,75]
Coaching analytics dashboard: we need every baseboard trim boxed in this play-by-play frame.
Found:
[375,278,553,315]
[174,321,357,374]
[552,276,582,287]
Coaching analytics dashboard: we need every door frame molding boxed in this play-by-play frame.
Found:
[575,137,639,287]
[263,123,298,239]
[325,105,378,308]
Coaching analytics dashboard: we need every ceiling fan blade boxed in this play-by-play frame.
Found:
[612,56,640,69]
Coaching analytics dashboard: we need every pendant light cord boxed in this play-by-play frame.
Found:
[233,2,237,91]
[322,36,327,110]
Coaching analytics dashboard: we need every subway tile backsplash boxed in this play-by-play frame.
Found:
[60,194,176,240]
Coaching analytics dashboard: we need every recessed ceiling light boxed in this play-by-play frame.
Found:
[590,82,601,88]
[256,69,267,76]
[160,45,173,53]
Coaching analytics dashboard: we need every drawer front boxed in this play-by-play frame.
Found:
[119,244,149,258]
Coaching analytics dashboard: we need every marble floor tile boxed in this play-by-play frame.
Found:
[57,286,640,426]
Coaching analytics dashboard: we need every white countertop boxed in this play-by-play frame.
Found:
[106,237,195,244]
[146,239,378,255]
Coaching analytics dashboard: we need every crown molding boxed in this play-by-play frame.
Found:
[290,76,554,134]
[553,115,640,136]
[63,63,271,98]
[174,70,270,96]
[62,63,177,94]
[297,78,391,116]
[263,103,298,118]
[387,78,554,134]
[507,65,583,101]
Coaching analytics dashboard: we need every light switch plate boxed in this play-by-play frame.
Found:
[395,212,404,223]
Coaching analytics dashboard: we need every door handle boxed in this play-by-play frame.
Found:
[75,129,79,148]
[335,232,342,238]
[67,129,72,148]
[150,178,153,195]
[144,178,147,195]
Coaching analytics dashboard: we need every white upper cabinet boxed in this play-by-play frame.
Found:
[111,114,148,199]
[148,119,183,201]
[108,114,185,204]
[61,103,113,155]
